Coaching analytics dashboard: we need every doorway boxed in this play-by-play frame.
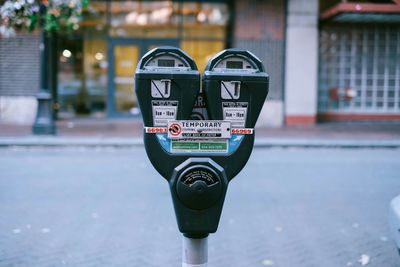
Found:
[107,39,179,117]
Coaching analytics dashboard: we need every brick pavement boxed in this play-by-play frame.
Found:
[0,147,399,266]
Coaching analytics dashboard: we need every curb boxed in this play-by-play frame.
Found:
[254,138,400,148]
[0,137,143,147]
[0,137,399,148]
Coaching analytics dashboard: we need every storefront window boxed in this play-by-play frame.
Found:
[182,2,228,39]
[181,40,224,72]
[58,38,83,118]
[109,1,180,38]
[113,45,139,113]
[83,39,108,116]
[58,38,107,118]
[57,0,230,118]
[180,2,227,72]
[318,25,400,113]
[81,1,108,36]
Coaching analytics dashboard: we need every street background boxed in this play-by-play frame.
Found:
[1,0,400,266]
[0,146,399,267]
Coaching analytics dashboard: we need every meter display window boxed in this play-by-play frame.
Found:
[226,61,243,69]
[158,59,175,67]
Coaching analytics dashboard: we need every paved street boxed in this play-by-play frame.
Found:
[0,147,399,267]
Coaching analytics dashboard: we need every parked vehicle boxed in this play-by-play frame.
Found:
[389,195,400,255]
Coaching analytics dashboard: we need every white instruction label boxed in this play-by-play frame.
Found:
[222,102,248,127]
[152,100,178,126]
[167,120,231,139]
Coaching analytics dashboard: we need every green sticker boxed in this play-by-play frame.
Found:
[172,142,199,150]
[171,139,228,153]
[200,142,227,151]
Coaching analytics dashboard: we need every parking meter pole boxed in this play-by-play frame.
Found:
[182,236,208,267]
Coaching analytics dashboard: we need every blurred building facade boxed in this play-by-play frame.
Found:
[318,0,400,122]
[0,0,399,127]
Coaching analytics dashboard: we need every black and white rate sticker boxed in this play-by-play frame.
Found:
[152,100,178,126]
[222,102,248,127]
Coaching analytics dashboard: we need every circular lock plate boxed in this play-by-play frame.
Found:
[181,167,218,187]
[176,165,222,210]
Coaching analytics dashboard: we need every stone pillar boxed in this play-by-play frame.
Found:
[284,0,319,125]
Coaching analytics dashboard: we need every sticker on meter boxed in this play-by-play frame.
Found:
[190,93,209,120]
[222,102,248,127]
[151,79,171,98]
[171,139,228,153]
[221,81,240,99]
[167,120,231,139]
[152,100,178,126]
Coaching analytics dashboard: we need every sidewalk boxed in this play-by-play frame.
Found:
[1,119,400,148]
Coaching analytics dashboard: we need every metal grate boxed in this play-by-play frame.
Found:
[318,24,400,114]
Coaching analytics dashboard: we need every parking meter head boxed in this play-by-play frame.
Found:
[135,46,200,127]
[203,49,269,128]
[135,47,269,238]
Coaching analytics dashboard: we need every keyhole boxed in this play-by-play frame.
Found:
[234,83,239,96]
[164,82,168,95]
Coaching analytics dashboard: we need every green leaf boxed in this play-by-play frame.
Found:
[28,14,38,32]
[44,13,60,32]
[82,0,90,9]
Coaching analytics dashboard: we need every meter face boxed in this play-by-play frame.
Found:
[135,46,199,129]
[203,48,269,132]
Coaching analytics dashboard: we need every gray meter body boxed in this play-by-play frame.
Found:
[135,47,269,238]
[135,46,199,127]
[203,48,269,128]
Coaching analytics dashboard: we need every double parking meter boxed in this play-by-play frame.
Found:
[135,47,269,238]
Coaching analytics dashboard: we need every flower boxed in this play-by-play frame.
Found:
[0,24,16,37]
[0,0,87,37]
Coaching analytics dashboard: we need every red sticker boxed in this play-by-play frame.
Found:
[168,123,182,136]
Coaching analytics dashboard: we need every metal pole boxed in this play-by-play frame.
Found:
[182,236,208,267]
[32,30,56,135]
[50,31,58,120]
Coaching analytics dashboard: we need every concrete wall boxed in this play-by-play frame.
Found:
[284,0,319,125]
[0,96,37,124]
[0,32,40,125]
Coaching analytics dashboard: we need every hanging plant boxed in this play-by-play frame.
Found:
[0,0,89,37]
